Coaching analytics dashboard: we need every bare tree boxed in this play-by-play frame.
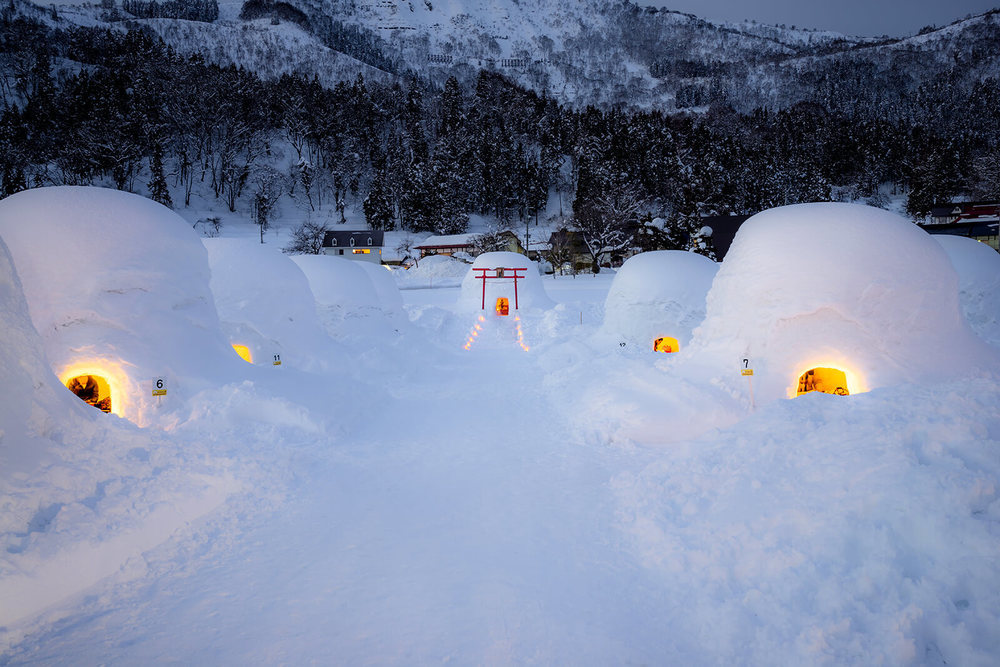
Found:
[573,183,644,272]
[542,229,574,275]
[284,219,329,254]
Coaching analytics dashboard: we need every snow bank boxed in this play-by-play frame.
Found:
[0,186,241,426]
[934,235,1000,347]
[598,250,717,350]
[681,203,999,403]
[457,251,553,313]
[203,239,339,372]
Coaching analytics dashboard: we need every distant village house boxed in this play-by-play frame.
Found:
[321,230,385,263]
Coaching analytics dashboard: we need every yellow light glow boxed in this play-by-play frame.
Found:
[352,249,371,254]
[789,363,867,398]
[653,336,679,353]
[232,344,253,364]
[58,360,130,418]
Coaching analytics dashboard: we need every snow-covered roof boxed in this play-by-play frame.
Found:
[681,202,999,403]
[415,233,479,249]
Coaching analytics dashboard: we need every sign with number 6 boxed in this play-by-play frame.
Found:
[152,376,167,396]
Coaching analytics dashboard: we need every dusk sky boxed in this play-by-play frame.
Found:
[648,0,998,37]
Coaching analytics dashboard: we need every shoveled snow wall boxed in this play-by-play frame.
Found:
[0,186,241,426]
[599,250,717,350]
[934,235,1000,348]
[457,251,553,313]
[203,239,340,372]
[681,203,1000,404]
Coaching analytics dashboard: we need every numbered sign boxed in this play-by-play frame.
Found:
[741,358,754,376]
[272,354,282,366]
[152,376,167,396]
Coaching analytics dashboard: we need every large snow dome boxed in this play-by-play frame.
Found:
[203,239,339,372]
[683,203,999,403]
[934,235,1000,347]
[458,251,553,313]
[599,250,717,352]
[0,186,240,425]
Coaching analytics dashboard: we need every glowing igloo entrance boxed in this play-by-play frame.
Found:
[232,344,253,364]
[796,367,850,396]
[653,336,679,353]
[65,374,112,413]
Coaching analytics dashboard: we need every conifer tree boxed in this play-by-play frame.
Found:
[147,142,173,208]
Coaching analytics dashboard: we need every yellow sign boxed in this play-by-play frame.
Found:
[152,376,167,396]
[741,369,753,376]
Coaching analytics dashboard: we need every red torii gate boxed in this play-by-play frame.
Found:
[473,266,526,312]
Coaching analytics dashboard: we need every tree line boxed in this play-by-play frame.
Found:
[0,11,996,261]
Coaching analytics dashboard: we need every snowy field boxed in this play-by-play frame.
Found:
[2,189,1000,664]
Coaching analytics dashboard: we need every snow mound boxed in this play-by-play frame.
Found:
[355,260,404,312]
[290,254,378,307]
[290,254,396,343]
[457,252,553,313]
[682,203,999,403]
[599,250,717,351]
[0,186,240,426]
[934,235,1000,347]
[394,254,470,289]
[203,239,339,372]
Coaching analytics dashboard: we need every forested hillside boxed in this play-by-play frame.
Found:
[0,1,997,256]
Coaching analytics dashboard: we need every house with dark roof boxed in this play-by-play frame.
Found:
[921,202,999,251]
[321,230,385,263]
[928,202,1000,226]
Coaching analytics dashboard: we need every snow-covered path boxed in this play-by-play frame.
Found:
[3,346,677,664]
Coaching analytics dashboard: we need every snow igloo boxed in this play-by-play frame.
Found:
[204,239,340,371]
[683,202,998,403]
[458,252,553,315]
[0,186,240,425]
[290,254,400,343]
[934,235,1000,347]
[599,250,717,353]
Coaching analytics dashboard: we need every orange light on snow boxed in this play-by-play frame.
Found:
[653,336,679,353]
[232,344,253,364]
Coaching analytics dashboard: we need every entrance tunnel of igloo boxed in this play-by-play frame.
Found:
[64,374,112,413]
[653,336,680,353]
[796,367,850,396]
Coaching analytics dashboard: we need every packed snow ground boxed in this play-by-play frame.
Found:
[2,202,1000,663]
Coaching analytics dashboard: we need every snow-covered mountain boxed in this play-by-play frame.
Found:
[28,0,1000,110]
